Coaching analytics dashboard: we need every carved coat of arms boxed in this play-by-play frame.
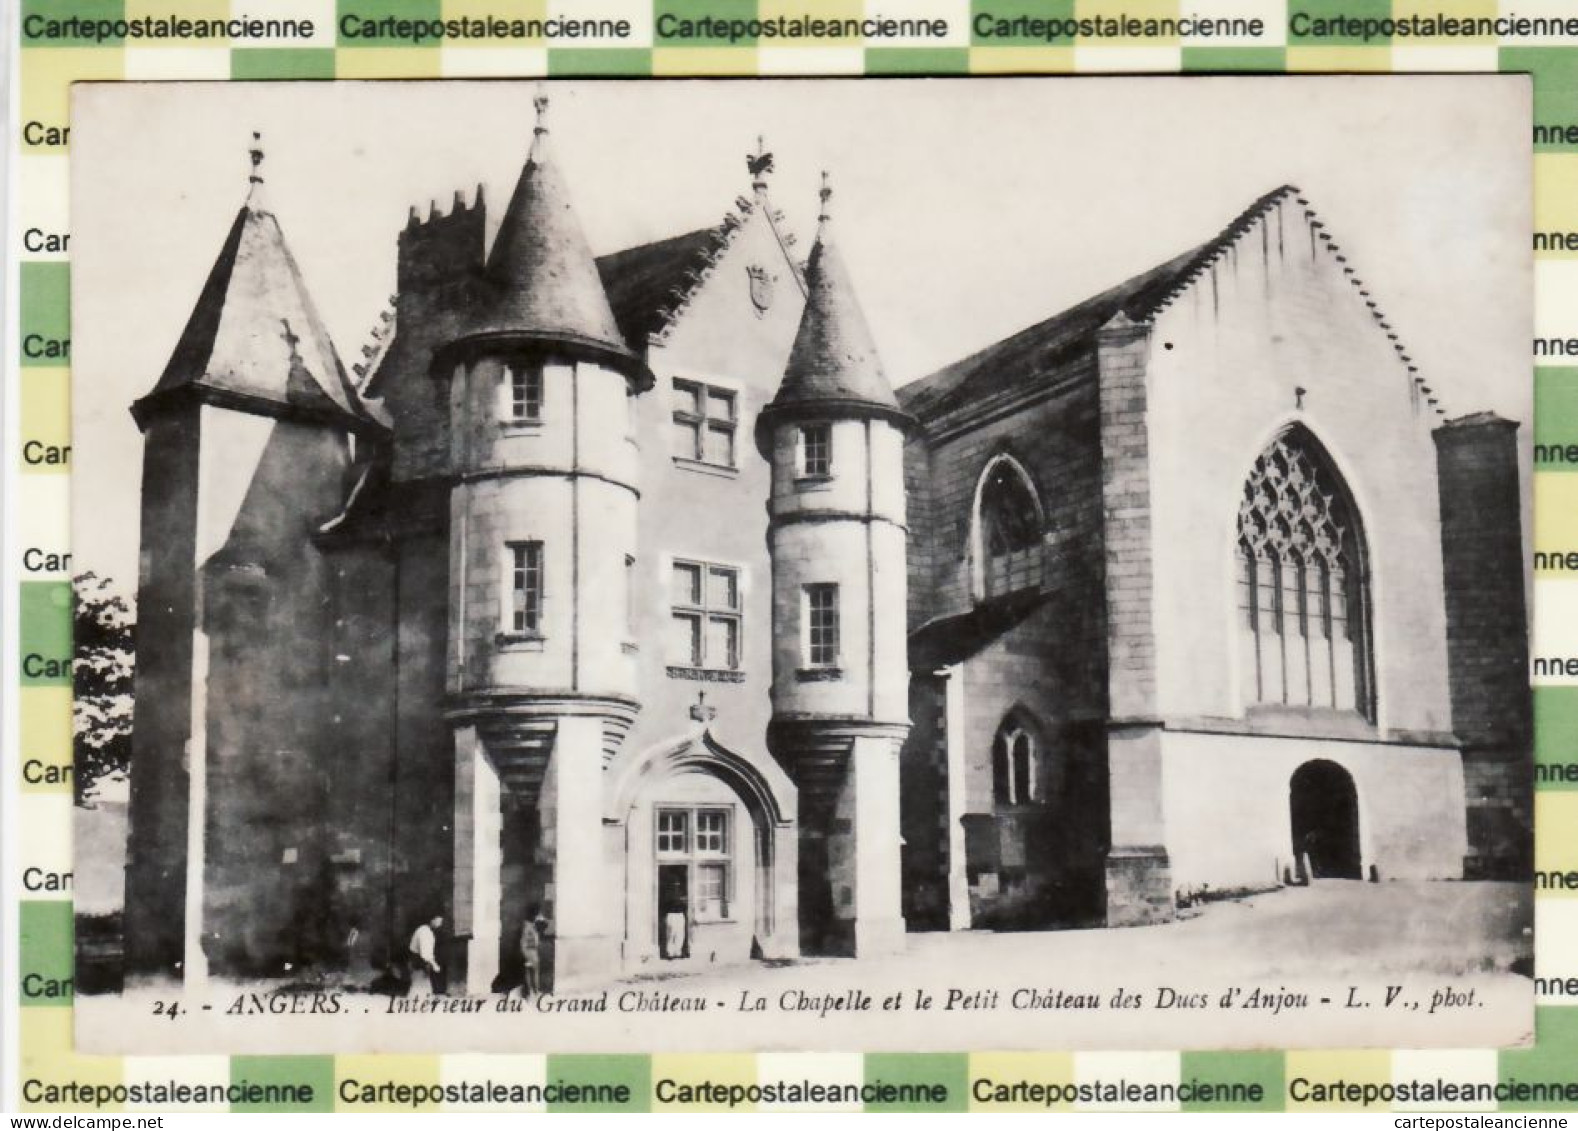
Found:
[746,264,774,314]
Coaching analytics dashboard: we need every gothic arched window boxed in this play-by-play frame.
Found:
[992,714,1039,806]
[1236,428,1374,719]
[976,458,1043,600]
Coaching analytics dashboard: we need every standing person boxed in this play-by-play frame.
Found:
[342,916,374,988]
[518,906,548,999]
[408,913,444,996]
[662,898,687,960]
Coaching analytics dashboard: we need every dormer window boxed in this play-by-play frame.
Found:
[799,423,832,479]
[501,361,543,424]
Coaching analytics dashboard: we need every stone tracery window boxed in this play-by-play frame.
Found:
[992,714,1039,807]
[976,458,1044,600]
[1236,428,1373,719]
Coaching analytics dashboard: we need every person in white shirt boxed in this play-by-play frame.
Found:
[662,899,687,960]
[408,914,444,996]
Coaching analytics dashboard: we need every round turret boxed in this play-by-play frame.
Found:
[761,174,914,731]
[440,95,644,716]
[759,174,914,958]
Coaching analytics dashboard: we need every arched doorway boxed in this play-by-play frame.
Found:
[604,732,799,971]
[1289,760,1361,879]
[641,770,760,966]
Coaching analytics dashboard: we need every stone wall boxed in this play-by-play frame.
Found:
[198,414,352,973]
[899,674,949,929]
[1133,194,1469,906]
[1144,196,1453,736]
[1097,315,1172,926]
[905,361,1107,714]
[1160,730,1467,890]
[899,363,1114,928]
[123,402,356,976]
[123,405,203,974]
[619,197,803,815]
[1435,415,1533,878]
[375,197,485,484]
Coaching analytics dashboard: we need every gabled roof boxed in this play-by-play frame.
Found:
[134,199,381,432]
[594,186,806,352]
[597,227,728,349]
[899,185,1439,422]
[898,241,1205,421]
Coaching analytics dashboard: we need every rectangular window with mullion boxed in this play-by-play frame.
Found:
[654,806,733,922]
[801,423,832,478]
[672,378,738,468]
[695,862,728,920]
[695,809,728,854]
[805,583,840,668]
[508,541,544,635]
[656,810,689,855]
[500,361,544,424]
[671,559,742,670]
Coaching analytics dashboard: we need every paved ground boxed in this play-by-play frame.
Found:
[80,880,1534,1056]
[629,879,1532,992]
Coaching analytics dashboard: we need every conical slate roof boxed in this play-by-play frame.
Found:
[767,180,903,420]
[133,150,379,432]
[454,97,643,378]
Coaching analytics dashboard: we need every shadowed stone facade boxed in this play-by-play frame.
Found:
[122,129,1529,992]
[897,186,1531,932]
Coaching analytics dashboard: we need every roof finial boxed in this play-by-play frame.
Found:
[818,170,832,222]
[747,135,774,190]
[533,89,550,136]
[528,88,551,162]
[247,131,264,202]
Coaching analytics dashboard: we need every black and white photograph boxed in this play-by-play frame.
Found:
[70,76,1535,1053]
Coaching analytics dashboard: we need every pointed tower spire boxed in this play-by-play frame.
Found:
[446,90,648,385]
[758,171,909,449]
[131,141,381,434]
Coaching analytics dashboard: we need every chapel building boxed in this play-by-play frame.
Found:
[119,105,1531,992]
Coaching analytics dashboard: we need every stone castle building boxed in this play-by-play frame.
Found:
[121,103,1531,992]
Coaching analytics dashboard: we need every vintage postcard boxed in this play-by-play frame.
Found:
[69,76,1534,1054]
